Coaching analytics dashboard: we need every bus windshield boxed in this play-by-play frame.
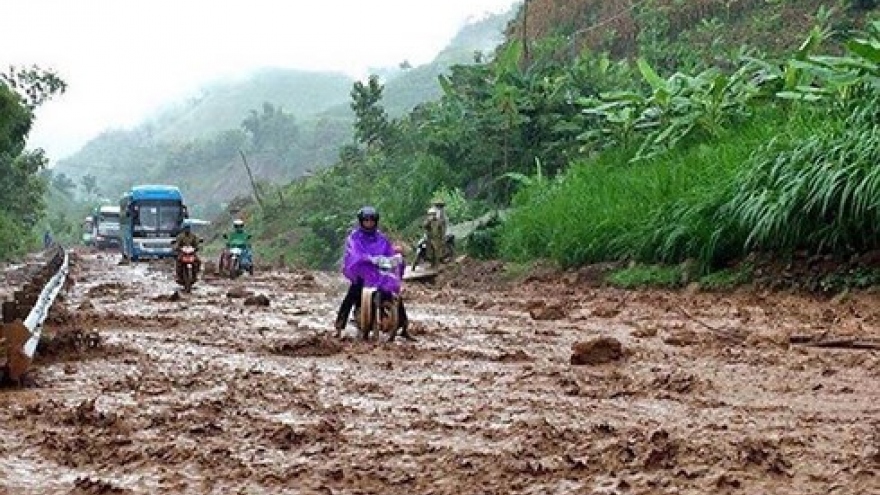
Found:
[133,201,183,233]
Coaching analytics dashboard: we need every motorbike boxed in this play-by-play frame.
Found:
[412,233,456,270]
[356,254,405,341]
[224,246,253,279]
[177,245,199,293]
[221,232,254,278]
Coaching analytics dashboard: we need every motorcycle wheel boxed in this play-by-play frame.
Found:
[184,265,194,293]
[230,260,240,279]
[358,288,376,340]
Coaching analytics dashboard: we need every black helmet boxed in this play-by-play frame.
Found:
[357,206,379,232]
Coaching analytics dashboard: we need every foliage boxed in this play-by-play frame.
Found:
[1,65,67,109]
[0,66,67,259]
[80,173,99,197]
[722,98,880,255]
[351,75,394,150]
[497,104,822,269]
[41,2,880,279]
[242,102,300,152]
[697,265,754,290]
[606,264,683,289]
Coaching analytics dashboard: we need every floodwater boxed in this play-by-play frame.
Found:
[1,250,878,494]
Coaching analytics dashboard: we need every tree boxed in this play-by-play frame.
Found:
[0,68,64,258]
[241,102,300,152]
[52,172,76,196]
[350,75,391,150]
[1,65,67,109]
[80,174,98,197]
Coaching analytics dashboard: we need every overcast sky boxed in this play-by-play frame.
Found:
[2,0,520,163]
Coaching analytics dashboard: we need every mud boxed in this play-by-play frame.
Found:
[0,250,878,494]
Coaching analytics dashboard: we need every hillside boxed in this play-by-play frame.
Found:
[503,0,876,67]
[148,69,356,143]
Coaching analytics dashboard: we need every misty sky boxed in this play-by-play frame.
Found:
[2,0,520,163]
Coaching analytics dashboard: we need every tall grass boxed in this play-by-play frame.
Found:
[498,105,825,268]
[723,99,880,254]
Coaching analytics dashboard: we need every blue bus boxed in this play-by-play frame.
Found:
[119,185,188,261]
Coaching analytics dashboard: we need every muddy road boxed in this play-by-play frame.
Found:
[1,250,878,494]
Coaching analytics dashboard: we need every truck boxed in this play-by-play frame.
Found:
[119,185,188,261]
[91,205,121,249]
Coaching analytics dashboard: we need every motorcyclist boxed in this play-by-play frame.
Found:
[220,219,253,274]
[334,206,414,341]
[172,223,201,284]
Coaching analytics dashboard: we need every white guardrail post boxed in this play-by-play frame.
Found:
[3,246,69,382]
[23,248,70,358]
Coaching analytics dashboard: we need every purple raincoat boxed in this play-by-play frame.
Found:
[341,228,402,294]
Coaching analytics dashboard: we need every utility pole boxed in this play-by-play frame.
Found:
[238,149,264,210]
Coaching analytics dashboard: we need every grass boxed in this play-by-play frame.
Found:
[605,264,683,289]
[497,104,833,270]
[697,264,753,290]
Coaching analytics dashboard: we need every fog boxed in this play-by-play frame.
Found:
[1,0,520,161]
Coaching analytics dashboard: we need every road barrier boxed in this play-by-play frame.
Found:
[1,246,69,383]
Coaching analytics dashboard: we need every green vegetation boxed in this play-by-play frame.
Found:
[220,9,880,287]
[606,264,683,289]
[0,66,66,259]
[31,1,880,294]
[696,265,753,291]
[496,16,880,279]
[498,106,823,269]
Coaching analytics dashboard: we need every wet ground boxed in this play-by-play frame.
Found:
[1,250,878,494]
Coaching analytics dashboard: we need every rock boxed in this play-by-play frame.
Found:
[662,329,700,346]
[226,287,254,299]
[244,294,270,306]
[528,301,567,320]
[570,337,623,365]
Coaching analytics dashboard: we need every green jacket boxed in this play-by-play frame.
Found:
[226,230,251,248]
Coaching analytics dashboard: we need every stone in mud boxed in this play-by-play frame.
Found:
[153,291,181,302]
[570,337,623,365]
[271,335,342,357]
[528,301,567,320]
[745,328,791,349]
[244,294,270,306]
[662,329,701,346]
[226,287,254,299]
[591,304,621,319]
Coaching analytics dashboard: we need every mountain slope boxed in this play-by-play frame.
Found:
[148,69,356,143]
[49,7,518,214]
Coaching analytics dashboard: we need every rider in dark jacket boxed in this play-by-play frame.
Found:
[172,223,201,283]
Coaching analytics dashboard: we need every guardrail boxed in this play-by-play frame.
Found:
[1,245,69,383]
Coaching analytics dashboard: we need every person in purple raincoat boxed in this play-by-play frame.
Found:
[334,206,414,340]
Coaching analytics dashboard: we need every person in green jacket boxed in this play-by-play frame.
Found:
[220,219,254,274]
